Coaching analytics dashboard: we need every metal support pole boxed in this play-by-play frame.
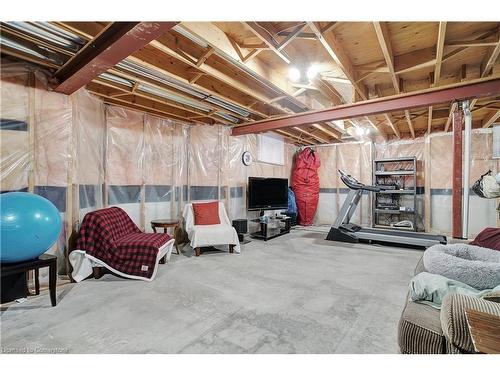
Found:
[462,100,471,239]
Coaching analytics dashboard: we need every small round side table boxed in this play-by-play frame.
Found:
[151,219,180,255]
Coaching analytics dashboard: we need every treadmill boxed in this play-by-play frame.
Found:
[326,170,447,248]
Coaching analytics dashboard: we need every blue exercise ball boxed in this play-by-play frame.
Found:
[1,192,62,263]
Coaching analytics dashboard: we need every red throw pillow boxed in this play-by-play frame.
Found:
[192,201,220,225]
[470,227,500,251]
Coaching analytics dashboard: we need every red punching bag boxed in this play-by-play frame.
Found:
[291,147,320,226]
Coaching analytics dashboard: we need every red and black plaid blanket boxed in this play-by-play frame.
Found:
[76,207,171,280]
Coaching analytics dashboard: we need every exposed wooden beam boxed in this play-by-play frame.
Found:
[232,77,500,136]
[364,116,387,140]
[141,43,276,118]
[312,77,344,105]
[276,31,318,40]
[292,88,307,97]
[242,49,262,63]
[293,127,329,144]
[480,27,500,78]
[275,129,315,145]
[89,79,231,125]
[92,90,206,124]
[243,22,291,63]
[268,95,288,103]
[383,113,401,138]
[0,24,74,57]
[277,23,306,50]
[404,110,415,138]
[373,22,399,93]
[482,109,500,128]
[227,35,245,61]
[312,123,340,140]
[0,44,61,69]
[237,42,268,49]
[53,22,178,94]
[321,22,337,34]
[375,85,400,138]
[445,102,458,133]
[434,22,447,86]
[446,39,498,48]
[196,47,215,67]
[178,23,312,111]
[292,83,320,91]
[308,22,368,100]
[107,67,246,121]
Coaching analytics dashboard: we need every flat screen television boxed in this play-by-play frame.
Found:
[248,177,288,211]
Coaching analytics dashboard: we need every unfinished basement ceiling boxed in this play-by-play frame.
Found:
[1,21,499,145]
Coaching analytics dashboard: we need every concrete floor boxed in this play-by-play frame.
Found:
[0,227,422,353]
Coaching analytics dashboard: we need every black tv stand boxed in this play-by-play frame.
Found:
[250,210,291,241]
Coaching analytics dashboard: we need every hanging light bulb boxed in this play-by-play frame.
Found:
[288,67,301,82]
[307,65,318,80]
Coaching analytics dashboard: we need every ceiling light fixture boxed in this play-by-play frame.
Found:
[288,67,301,82]
[307,65,318,80]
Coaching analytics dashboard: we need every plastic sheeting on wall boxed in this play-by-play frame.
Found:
[427,130,499,237]
[314,142,373,227]
[1,64,30,192]
[1,63,71,273]
[313,132,498,238]
[1,63,297,279]
[105,106,145,226]
[144,116,188,232]
[71,89,105,222]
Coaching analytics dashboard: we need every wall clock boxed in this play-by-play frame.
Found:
[242,151,253,166]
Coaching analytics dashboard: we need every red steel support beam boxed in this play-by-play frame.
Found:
[232,77,500,135]
[452,105,463,239]
[53,22,178,94]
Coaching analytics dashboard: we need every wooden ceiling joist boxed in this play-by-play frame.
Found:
[482,109,500,128]
[434,22,447,86]
[3,21,499,140]
[89,79,232,125]
[444,102,458,133]
[275,129,315,145]
[243,22,291,63]
[293,127,329,144]
[277,23,306,51]
[232,77,500,136]
[308,22,368,100]
[311,123,340,140]
[480,27,500,78]
[106,67,248,122]
[404,110,415,138]
[53,22,178,94]
[373,22,399,94]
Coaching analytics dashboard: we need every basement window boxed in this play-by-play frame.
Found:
[257,133,284,166]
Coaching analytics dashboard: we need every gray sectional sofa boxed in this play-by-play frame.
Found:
[398,257,500,354]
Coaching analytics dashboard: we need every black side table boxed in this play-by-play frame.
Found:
[1,254,57,306]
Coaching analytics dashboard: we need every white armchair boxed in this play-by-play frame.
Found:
[182,201,241,256]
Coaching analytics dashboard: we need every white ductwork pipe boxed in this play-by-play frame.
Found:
[462,100,471,238]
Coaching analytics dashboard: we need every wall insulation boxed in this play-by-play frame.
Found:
[2,63,498,278]
[0,63,295,275]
